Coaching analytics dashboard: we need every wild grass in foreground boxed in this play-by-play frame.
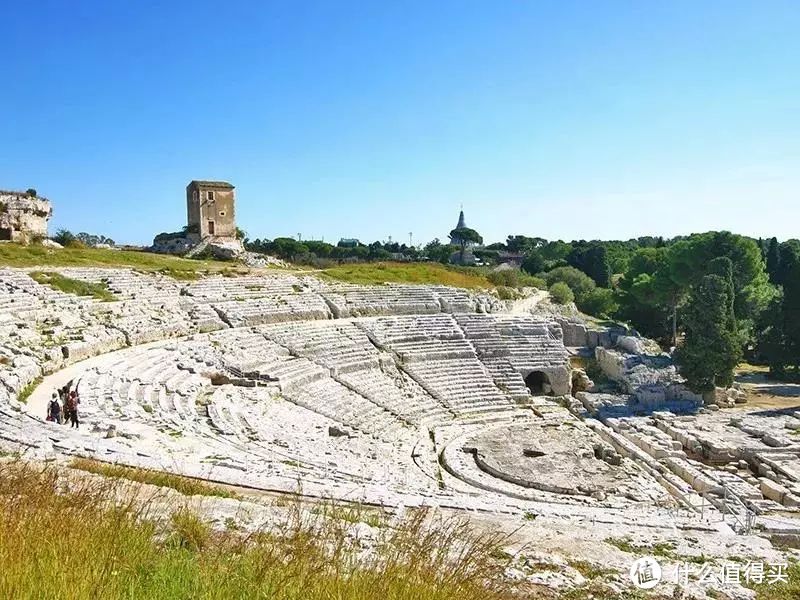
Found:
[29,270,116,301]
[69,458,239,499]
[0,459,518,599]
[322,262,492,289]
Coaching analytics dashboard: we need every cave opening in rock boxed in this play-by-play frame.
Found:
[525,371,550,395]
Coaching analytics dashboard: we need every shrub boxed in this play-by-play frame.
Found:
[549,281,574,304]
[487,268,544,290]
[25,188,37,197]
[576,287,618,318]
[65,239,87,249]
[52,228,76,247]
[518,273,546,289]
[487,269,517,287]
[495,286,521,300]
[543,266,596,300]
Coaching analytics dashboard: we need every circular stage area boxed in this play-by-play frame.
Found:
[463,422,628,497]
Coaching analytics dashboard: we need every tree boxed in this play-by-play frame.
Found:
[666,231,769,324]
[25,188,37,197]
[577,288,618,318]
[521,250,546,276]
[567,243,611,287]
[675,273,741,395]
[766,237,780,283]
[505,235,546,254]
[304,240,334,257]
[539,240,572,262]
[74,232,116,247]
[542,266,596,301]
[424,239,455,264]
[707,257,736,329]
[266,237,309,260]
[485,242,507,251]
[449,227,483,262]
[775,240,800,286]
[548,282,574,305]
[52,229,76,247]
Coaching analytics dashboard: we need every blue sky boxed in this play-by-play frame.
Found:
[2,1,799,246]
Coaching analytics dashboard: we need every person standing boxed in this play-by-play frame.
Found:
[67,390,80,429]
[48,393,62,424]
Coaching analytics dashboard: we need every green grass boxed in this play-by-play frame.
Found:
[567,559,616,579]
[311,502,386,528]
[30,271,116,301]
[606,537,709,565]
[0,243,239,279]
[17,377,42,404]
[69,458,239,499]
[0,459,517,600]
[322,261,492,288]
[749,562,800,599]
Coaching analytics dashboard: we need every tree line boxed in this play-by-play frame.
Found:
[502,232,799,392]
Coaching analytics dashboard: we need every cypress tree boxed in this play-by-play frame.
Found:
[675,273,741,395]
[782,250,800,373]
[766,237,780,283]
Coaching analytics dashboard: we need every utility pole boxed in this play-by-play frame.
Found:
[409,232,413,247]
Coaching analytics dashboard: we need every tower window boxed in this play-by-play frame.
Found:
[206,190,215,201]
[219,211,226,217]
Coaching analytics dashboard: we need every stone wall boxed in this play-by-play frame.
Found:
[0,193,52,243]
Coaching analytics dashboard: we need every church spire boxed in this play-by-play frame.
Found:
[456,208,466,229]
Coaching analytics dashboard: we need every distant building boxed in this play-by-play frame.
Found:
[496,251,525,267]
[186,180,236,239]
[448,209,479,266]
[338,238,361,248]
[448,209,476,248]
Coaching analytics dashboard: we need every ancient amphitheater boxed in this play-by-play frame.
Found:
[2,265,800,594]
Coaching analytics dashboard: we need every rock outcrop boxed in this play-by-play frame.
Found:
[0,192,52,243]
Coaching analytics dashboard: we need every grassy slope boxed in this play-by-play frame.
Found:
[0,243,243,279]
[0,246,490,289]
[321,262,491,289]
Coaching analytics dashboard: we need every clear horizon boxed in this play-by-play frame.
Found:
[2,1,798,246]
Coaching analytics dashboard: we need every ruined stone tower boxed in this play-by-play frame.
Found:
[186,180,236,239]
[0,191,52,243]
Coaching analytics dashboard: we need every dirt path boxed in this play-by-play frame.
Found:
[735,369,800,410]
[510,290,549,315]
